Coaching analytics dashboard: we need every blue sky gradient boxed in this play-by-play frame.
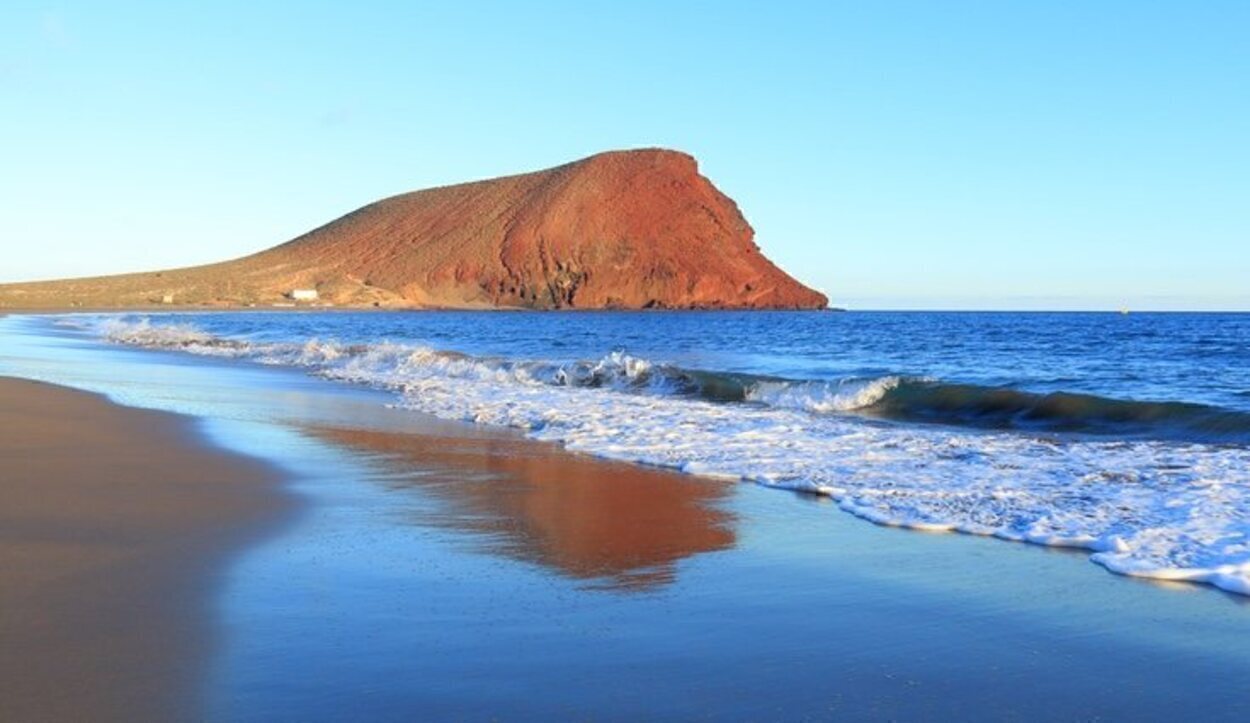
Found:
[2,1,1247,309]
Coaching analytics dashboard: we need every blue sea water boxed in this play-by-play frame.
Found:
[58,310,1250,593]
[94,309,1250,414]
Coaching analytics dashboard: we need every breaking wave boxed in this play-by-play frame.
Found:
[98,317,1250,595]
[101,317,1250,444]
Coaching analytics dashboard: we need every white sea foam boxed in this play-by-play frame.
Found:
[102,317,235,352]
[745,376,907,413]
[97,317,1250,595]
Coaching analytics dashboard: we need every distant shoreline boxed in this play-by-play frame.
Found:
[0,304,843,314]
[10,305,1250,315]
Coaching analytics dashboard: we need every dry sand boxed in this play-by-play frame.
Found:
[0,377,287,722]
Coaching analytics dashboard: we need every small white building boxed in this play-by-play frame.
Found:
[291,288,319,301]
[161,294,175,304]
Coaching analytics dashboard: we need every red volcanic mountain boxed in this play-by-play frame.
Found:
[0,149,827,310]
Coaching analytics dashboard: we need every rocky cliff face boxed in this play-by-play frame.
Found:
[0,149,827,310]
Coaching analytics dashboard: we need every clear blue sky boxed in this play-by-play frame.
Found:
[2,1,1247,309]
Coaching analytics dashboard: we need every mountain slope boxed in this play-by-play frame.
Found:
[0,149,827,310]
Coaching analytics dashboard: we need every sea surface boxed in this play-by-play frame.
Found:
[58,309,1250,595]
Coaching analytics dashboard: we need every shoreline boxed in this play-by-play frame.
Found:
[0,377,292,722]
[3,318,1249,719]
[0,304,839,314]
[13,310,1250,597]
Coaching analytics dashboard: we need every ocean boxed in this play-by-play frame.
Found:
[52,309,1250,596]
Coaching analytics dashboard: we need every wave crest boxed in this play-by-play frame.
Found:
[746,376,906,413]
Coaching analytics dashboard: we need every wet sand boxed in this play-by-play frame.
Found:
[0,378,287,722]
[218,417,1250,721]
[313,427,737,591]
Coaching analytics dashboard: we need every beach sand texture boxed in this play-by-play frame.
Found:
[0,378,285,722]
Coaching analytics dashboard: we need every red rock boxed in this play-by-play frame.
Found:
[0,149,827,310]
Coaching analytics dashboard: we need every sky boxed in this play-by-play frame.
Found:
[1,1,1247,310]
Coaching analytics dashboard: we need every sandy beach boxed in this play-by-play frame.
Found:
[0,377,288,722]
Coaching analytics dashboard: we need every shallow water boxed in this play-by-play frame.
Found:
[2,314,1250,720]
[53,310,1250,594]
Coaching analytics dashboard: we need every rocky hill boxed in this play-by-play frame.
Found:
[0,149,827,310]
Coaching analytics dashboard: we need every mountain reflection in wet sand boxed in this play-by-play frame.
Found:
[312,428,737,591]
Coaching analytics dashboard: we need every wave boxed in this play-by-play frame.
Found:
[859,381,1250,444]
[99,317,1250,444]
[93,316,1250,595]
[714,373,1250,443]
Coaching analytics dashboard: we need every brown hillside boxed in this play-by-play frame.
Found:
[0,149,827,310]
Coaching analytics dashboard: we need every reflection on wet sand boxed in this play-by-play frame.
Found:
[313,428,736,591]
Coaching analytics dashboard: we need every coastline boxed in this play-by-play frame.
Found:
[0,377,291,722]
[2,315,1249,719]
[0,303,837,314]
